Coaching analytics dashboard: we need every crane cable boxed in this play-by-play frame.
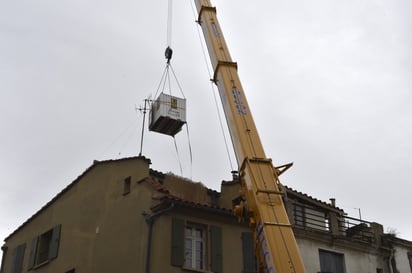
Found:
[152,0,192,177]
[167,0,173,47]
[190,0,235,172]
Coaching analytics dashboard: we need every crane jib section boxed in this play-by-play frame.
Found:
[194,0,307,273]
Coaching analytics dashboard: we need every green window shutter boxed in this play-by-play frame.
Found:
[11,243,26,273]
[171,218,184,266]
[48,224,61,260]
[210,226,222,273]
[242,232,257,273]
[28,237,38,270]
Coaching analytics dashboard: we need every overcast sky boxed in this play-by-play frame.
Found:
[1,0,411,251]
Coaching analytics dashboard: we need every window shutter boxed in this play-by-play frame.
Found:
[48,224,61,260]
[242,232,257,273]
[210,226,222,273]
[171,218,184,266]
[11,243,26,273]
[28,237,38,270]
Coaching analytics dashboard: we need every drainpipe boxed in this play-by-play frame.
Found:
[388,248,394,273]
[142,203,175,273]
[0,245,7,273]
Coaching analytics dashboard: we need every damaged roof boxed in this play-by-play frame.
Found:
[5,156,342,241]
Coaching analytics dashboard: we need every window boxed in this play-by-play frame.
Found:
[319,249,345,273]
[28,224,61,269]
[184,224,206,270]
[11,243,26,273]
[171,218,222,273]
[36,229,53,264]
[123,176,131,195]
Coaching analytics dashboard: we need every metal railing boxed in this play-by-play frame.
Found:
[293,204,329,232]
[338,216,375,243]
[292,204,375,243]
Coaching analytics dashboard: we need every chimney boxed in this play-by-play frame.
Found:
[330,198,336,207]
[231,170,239,182]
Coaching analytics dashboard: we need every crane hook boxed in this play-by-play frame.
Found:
[165,46,173,64]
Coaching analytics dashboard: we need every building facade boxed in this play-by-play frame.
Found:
[1,156,411,273]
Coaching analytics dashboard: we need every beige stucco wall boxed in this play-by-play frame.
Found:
[3,157,152,273]
[297,237,386,273]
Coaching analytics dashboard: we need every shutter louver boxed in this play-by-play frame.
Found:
[210,226,222,273]
[242,232,257,273]
[49,224,61,260]
[171,218,184,266]
[28,237,38,270]
[11,243,26,273]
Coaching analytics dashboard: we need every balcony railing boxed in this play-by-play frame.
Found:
[292,203,375,243]
[338,216,375,243]
[293,204,329,232]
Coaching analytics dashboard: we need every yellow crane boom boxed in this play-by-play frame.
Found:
[193,1,307,272]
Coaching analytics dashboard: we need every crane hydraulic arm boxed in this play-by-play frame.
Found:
[193,1,306,273]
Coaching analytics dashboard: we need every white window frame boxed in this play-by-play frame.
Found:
[184,224,206,270]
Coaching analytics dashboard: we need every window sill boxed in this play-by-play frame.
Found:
[33,260,50,270]
[182,267,213,273]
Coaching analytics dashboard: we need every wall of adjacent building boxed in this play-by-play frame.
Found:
[297,237,387,273]
[392,243,412,273]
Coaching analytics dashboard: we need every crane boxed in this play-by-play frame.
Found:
[193,0,307,272]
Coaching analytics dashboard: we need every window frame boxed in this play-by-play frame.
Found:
[35,229,53,265]
[28,224,61,270]
[319,249,346,273]
[171,218,222,273]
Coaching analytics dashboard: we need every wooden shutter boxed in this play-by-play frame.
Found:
[11,243,26,273]
[242,232,257,273]
[28,236,38,270]
[210,226,222,273]
[171,218,184,266]
[48,224,61,260]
